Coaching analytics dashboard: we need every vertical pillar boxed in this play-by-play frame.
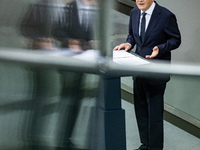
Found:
[95,75,126,150]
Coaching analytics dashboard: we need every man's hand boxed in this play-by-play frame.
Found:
[113,43,131,51]
[146,46,159,59]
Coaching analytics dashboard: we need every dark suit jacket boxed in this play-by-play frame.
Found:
[53,1,92,42]
[127,2,181,84]
[21,0,55,38]
[126,2,181,61]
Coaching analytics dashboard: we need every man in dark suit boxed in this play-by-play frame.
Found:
[113,0,181,150]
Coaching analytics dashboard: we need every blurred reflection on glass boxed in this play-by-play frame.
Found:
[20,0,99,53]
[0,62,99,150]
[21,1,99,150]
[21,0,66,50]
[0,0,100,150]
[52,0,98,52]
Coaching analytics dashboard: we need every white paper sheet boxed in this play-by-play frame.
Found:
[113,50,149,65]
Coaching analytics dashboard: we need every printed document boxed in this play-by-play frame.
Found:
[113,50,149,65]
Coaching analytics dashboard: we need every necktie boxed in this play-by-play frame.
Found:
[140,12,147,43]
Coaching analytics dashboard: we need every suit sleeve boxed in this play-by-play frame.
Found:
[126,11,136,49]
[157,13,181,54]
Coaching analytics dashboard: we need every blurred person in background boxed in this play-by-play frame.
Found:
[52,1,99,150]
[21,0,64,50]
[113,0,181,150]
[52,0,98,52]
[20,0,98,150]
[21,1,65,149]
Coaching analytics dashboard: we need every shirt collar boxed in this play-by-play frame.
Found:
[141,1,155,15]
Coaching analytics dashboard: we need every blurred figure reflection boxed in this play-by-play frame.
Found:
[21,0,59,50]
[53,0,98,52]
[20,0,99,150]
[52,1,98,150]
[21,1,63,150]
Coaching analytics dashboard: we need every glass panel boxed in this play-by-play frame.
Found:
[0,0,101,63]
[0,1,101,149]
[0,61,99,149]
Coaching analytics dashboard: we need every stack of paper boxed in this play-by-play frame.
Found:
[113,50,149,65]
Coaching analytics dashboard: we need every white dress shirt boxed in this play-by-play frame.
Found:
[126,2,156,48]
[139,2,156,35]
[76,0,97,27]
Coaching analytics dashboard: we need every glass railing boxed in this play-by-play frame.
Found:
[0,0,200,150]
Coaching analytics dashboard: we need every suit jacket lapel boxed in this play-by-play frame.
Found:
[133,9,142,45]
[143,3,162,44]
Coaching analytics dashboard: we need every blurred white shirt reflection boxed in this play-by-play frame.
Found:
[77,0,97,31]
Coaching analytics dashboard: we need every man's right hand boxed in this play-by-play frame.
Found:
[113,43,131,51]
